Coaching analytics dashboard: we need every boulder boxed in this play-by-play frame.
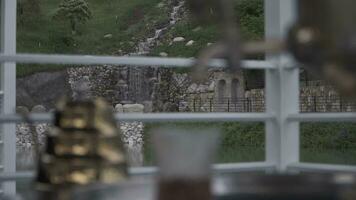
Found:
[208,81,215,92]
[103,34,113,39]
[17,71,71,109]
[31,105,46,113]
[186,40,194,46]
[123,104,144,113]
[173,37,185,42]
[16,106,30,114]
[159,52,168,57]
[192,26,202,32]
[142,101,153,113]
[114,104,124,113]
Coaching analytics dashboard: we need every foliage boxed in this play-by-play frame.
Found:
[53,0,92,34]
[17,0,166,76]
[17,0,41,24]
[143,122,265,165]
[142,122,356,165]
[301,122,356,150]
[151,0,264,58]
[235,0,264,40]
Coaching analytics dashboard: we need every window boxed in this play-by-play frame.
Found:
[1,0,356,196]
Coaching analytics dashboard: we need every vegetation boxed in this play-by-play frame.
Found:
[150,0,264,57]
[16,0,264,77]
[16,0,170,76]
[142,122,356,166]
[53,0,92,35]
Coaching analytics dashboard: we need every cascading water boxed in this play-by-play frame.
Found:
[136,0,185,55]
[121,0,186,166]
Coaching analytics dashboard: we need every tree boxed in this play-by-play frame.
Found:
[53,0,92,34]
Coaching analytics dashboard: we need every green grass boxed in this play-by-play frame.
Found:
[142,122,356,166]
[142,122,265,166]
[16,0,264,77]
[16,0,169,76]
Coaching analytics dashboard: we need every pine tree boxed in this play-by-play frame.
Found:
[53,0,92,34]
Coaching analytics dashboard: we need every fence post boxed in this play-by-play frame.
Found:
[340,96,343,112]
[193,98,196,112]
[227,98,230,112]
[200,98,202,112]
[313,96,317,112]
[209,98,213,112]
[249,98,252,112]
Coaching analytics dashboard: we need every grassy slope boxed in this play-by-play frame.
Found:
[16,0,169,77]
[150,0,264,58]
[16,0,264,77]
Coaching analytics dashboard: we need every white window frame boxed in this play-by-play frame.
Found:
[1,0,356,195]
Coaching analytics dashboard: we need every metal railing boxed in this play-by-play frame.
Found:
[179,95,356,113]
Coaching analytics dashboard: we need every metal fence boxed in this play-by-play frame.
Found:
[180,95,356,113]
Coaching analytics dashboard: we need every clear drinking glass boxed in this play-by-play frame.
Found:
[152,127,220,200]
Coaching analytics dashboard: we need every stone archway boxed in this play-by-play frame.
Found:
[231,78,240,103]
[217,79,226,104]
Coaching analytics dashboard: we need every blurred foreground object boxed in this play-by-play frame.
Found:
[188,0,241,82]
[289,0,356,96]
[153,127,219,200]
[36,97,128,193]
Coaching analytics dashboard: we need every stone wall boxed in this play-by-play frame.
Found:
[243,85,356,113]
[68,66,158,105]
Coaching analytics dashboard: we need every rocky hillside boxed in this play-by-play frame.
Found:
[16,0,265,108]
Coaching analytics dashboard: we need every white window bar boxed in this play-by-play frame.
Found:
[0,53,276,70]
[0,0,17,195]
[0,162,276,181]
[288,163,356,173]
[0,113,275,123]
[265,0,300,172]
[288,113,356,122]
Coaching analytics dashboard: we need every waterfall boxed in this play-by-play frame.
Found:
[136,0,185,55]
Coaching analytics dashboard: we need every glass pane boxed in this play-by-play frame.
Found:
[299,71,356,113]
[16,0,264,57]
[143,122,265,166]
[301,122,356,165]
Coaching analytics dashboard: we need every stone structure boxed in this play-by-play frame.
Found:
[214,71,245,111]
[67,66,159,106]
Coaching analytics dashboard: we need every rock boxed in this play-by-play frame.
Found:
[208,82,215,92]
[17,71,71,109]
[16,106,29,114]
[173,37,185,42]
[188,83,198,93]
[49,108,56,113]
[193,26,202,32]
[103,34,113,39]
[186,40,194,46]
[115,104,124,113]
[159,52,168,57]
[142,101,153,113]
[157,2,165,8]
[31,105,46,113]
[123,104,145,113]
